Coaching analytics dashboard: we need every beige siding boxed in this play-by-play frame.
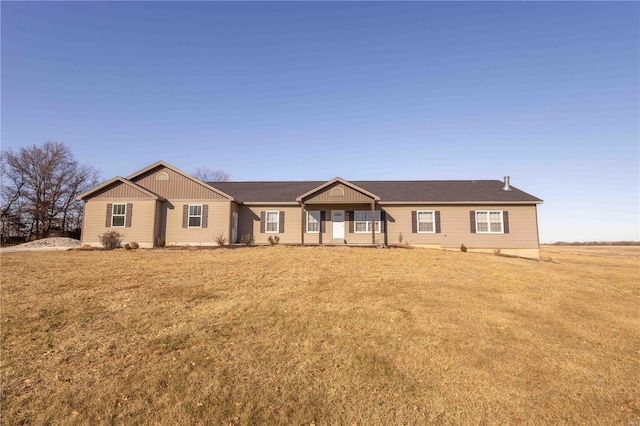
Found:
[382,204,540,249]
[92,181,153,199]
[303,182,374,204]
[131,166,226,200]
[81,199,158,248]
[164,200,230,246]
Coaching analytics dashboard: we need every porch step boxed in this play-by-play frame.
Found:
[331,238,346,245]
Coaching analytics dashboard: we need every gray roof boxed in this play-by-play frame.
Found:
[211,180,542,204]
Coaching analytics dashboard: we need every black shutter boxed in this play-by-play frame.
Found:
[411,211,417,233]
[125,203,133,227]
[320,211,326,233]
[279,211,285,233]
[435,211,441,234]
[106,204,113,228]
[347,211,354,233]
[380,210,386,233]
[260,211,266,233]
[202,205,208,228]
[503,211,509,234]
[470,211,476,233]
[182,205,189,228]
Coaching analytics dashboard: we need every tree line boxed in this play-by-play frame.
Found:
[1,142,100,243]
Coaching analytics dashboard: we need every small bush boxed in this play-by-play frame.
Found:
[99,230,123,250]
[124,243,131,250]
[240,234,254,246]
[268,235,280,245]
[130,242,139,249]
[493,249,501,256]
[214,233,227,246]
[460,243,467,253]
[398,233,404,244]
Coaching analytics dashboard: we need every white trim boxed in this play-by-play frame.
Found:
[475,210,504,234]
[188,204,203,228]
[306,211,320,233]
[416,210,436,233]
[111,203,126,227]
[265,210,280,233]
[354,211,381,234]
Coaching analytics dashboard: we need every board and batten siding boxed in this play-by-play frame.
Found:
[164,199,230,246]
[382,204,540,250]
[90,182,152,199]
[130,166,227,200]
[81,199,158,248]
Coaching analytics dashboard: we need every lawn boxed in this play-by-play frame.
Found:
[1,245,638,425]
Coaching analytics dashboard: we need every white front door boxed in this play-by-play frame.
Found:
[232,212,238,243]
[332,210,345,239]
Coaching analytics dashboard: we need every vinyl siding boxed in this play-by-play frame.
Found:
[131,165,227,200]
[164,200,230,245]
[91,181,153,199]
[383,204,539,249]
[81,199,157,247]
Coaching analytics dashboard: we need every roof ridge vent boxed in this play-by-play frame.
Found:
[503,176,511,191]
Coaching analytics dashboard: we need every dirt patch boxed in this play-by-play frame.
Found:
[1,237,81,253]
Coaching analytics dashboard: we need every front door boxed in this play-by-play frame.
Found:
[332,210,345,239]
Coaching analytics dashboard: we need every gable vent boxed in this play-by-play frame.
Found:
[156,172,169,181]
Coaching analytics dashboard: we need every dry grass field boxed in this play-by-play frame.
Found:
[1,245,638,425]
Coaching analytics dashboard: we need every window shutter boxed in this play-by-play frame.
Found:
[320,211,326,233]
[125,203,133,227]
[380,211,386,233]
[347,211,354,233]
[411,211,417,233]
[435,211,441,233]
[503,211,509,234]
[182,205,189,228]
[470,211,476,233]
[279,211,285,233]
[260,211,266,233]
[106,204,113,228]
[202,205,209,228]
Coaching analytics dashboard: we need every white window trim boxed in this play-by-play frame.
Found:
[111,203,126,228]
[265,210,280,233]
[476,210,504,234]
[354,211,381,234]
[188,204,203,228]
[417,210,436,234]
[306,211,320,234]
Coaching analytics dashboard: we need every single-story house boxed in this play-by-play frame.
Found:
[77,161,543,258]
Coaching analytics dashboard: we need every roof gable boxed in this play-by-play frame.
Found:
[76,177,164,201]
[296,177,380,203]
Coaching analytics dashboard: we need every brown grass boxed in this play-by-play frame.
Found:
[1,246,638,425]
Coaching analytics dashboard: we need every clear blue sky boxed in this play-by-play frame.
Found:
[2,2,638,242]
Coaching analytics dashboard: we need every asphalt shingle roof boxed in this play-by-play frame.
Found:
[211,180,542,204]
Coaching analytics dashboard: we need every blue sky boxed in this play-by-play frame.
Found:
[2,2,638,242]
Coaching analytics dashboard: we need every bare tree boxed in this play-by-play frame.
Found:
[192,165,230,182]
[1,142,100,242]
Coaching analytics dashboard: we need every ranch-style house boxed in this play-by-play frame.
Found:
[77,161,543,258]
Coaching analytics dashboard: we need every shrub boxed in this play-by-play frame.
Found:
[493,249,501,256]
[398,233,404,244]
[124,243,131,250]
[214,233,227,246]
[130,242,139,249]
[268,235,280,245]
[460,243,467,253]
[240,234,254,246]
[99,230,123,250]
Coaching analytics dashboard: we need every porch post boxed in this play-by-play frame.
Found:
[301,203,305,246]
[371,201,375,245]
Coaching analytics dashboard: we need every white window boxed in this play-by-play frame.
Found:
[188,204,203,228]
[354,211,381,233]
[476,210,503,233]
[266,211,279,233]
[306,211,320,233]
[417,210,435,233]
[111,203,126,227]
